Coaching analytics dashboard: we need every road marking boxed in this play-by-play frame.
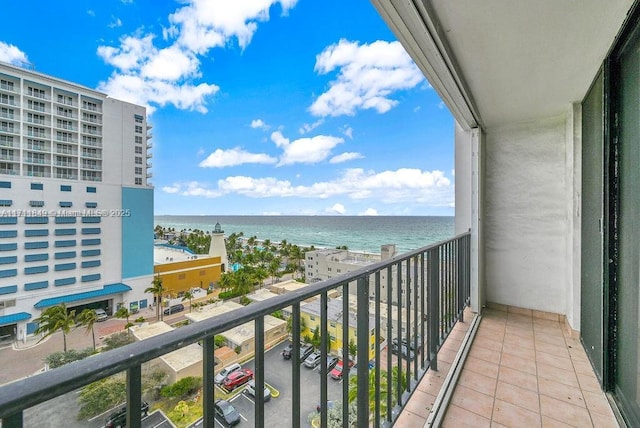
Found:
[242,394,255,405]
[239,413,248,422]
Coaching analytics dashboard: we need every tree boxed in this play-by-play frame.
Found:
[347,367,406,422]
[268,258,282,285]
[182,290,194,312]
[348,339,357,360]
[33,304,76,352]
[145,274,165,321]
[77,309,98,351]
[114,307,132,329]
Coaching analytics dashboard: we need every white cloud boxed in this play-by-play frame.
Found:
[360,208,378,216]
[199,147,277,168]
[87,10,96,17]
[342,126,353,139]
[310,39,423,117]
[0,42,28,66]
[96,0,297,114]
[270,131,343,166]
[168,0,298,53]
[162,185,180,194]
[109,17,123,28]
[330,152,363,164]
[251,119,269,130]
[326,203,345,214]
[162,168,453,207]
[299,118,324,134]
[121,0,133,3]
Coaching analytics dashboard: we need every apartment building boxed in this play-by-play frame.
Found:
[0,62,154,342]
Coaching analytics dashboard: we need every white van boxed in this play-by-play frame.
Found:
[214,363,242,384]
[94,308,108,322]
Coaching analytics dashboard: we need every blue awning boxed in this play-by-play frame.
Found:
[0,312,31,326]
[34,283,132,309]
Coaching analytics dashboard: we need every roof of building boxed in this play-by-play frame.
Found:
[161,343,203,372]
[33,283,132,309]
[154,243,204,265]
[223,315,286,346]
[269,279,310,293]
[247,289,280,302]
[301,298,374,329]
[185,301,244,323]
[130,321,174,341]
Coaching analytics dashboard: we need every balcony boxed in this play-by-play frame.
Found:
[0,83,18,94]
[0,233,473,427]
[0,154,18,162]
[0,126,18,135]
[0,168,18,175]
[0,112,18,121]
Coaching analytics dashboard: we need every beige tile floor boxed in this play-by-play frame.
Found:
[396,307,620,428]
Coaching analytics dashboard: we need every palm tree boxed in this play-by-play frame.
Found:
[33,304,76,352]
[77,309,98,351]
[145,275,165,321]
[347,367,406,421]
[268,258,282,284]
[114,307,131,327]
[219,271,236,292]
[182,290,194,312]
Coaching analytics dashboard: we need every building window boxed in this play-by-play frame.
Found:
[0,243,17,251]
[0,286,17,295]
[81,249,100,257]
[81,260,100,268]
[0,268,17,278]
[54,251,76,260]
[81,238,101,246]
[0,256,17,264]
[85,202,97,208]
[24,241,48,250]
[0,230,17,238]
[55,240,76,248]
[134,115,143,123]
[54,277,76,286]
[54,263,76,271]
[30,183,43,190]
[25,253,48,262]
[0,181,11,189]
[29,201,44,207]
[81,228,100,235]
[135,157,142,164]
[60,185,71,192]
[86,186,96,193]
[135,146,142,154]
[24,216,48,224]
[59,201,72,208]
[25,265,48,275]
[135,167,142,175]
[135,136,143,144]
[0,217,17,225]
[55,229,76,236]
[81,274,101,282]
[135,178,142,185]
[55,217,76,224]
[81,216,101,224]
[135,125,143,133]
[24,281,48,291]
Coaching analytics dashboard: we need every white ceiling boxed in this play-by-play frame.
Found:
[421,0,635,128]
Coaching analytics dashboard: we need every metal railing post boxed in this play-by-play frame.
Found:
[203,336,215,428]
[428,246,440,371]
[255,317,265,426]
[2,412,22,428]
[292,303,301,428]
[126,365,142,428]
[356,276,370,428]
[320,291,328,428]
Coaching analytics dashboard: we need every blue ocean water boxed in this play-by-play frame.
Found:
[154,216,455,254]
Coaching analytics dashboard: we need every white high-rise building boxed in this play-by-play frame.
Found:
[0,62,154,342]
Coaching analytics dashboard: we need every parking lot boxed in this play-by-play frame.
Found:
[191,341,350,427]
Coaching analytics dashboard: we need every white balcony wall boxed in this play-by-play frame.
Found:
[483,115,570,317]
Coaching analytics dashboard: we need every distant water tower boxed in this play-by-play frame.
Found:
[209,222,229,271]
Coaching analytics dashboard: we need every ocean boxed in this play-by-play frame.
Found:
[154,216,455,254]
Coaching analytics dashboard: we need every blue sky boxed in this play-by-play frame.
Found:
[0,0,454,216]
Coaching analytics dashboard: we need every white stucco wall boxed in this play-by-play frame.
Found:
[483,115,569,315]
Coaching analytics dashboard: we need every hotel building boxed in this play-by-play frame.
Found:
[0,62,154,342]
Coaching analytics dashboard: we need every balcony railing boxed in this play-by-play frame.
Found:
[0,232,470,428]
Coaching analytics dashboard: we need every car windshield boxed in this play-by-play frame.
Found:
[221,404,235,416]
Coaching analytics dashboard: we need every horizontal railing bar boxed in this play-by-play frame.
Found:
[0,232,470,421]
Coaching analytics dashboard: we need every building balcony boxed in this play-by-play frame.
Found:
[0,126,18,135]
[0,99,18,107]
[0,140,17,149]
[0,168,18,175]
[0,83,18,94]
[0,112,18,121]
[0,154,18,162]
[0,234,478,427]
[24,92,49,101]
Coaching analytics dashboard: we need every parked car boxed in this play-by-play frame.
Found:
[330,359,354,380]
[282,343,314,362]
[94,308,108,322]
[304,351,322,368]
[391,342,416,360]
[163,304,185,315]
[215,363,242,384]
[214,399,241,427]
[222,368,254,391]
[316,401,335,412]
[326,355,339,371]
[393,335,423,352]
[104,401,149,428]
[244,379,271,401]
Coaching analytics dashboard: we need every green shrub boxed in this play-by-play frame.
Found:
[214,335,226,348]
[239,296,251,306]
[160,376,202,399]
[103,331,134,351]
[45,348,96,369]
[218,290,242,300]
[271,310,283,319]
[135,316,146,323]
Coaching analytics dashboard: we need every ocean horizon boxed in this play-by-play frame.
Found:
[155,215,455,254]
